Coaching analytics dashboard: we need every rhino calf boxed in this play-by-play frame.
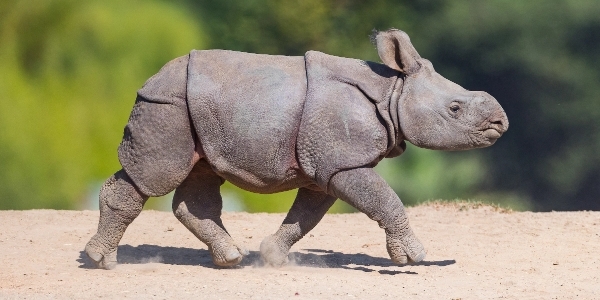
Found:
[85,29,508,269]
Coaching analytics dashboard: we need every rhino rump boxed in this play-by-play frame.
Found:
[118,55,196,197]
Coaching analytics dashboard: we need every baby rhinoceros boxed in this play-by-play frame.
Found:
[85,29,508,269]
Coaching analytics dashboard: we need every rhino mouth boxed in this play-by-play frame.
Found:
[480,112,508,141]
[482,128,502,140]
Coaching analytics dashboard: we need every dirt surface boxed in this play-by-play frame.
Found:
[1,203,599,299]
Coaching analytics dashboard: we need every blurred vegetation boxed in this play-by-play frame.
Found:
[0,0,204,209]
[1,0,599,212]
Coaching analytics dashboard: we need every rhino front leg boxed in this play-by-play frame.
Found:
[260,188,336,266]
[85,170,149,270]
[172,160,247,267]
[329,168,426,264]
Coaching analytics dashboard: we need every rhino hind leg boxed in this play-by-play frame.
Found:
[260,188,336,267]
[85,170,148,270]
[172,160,248,267]
[118,95,197,197]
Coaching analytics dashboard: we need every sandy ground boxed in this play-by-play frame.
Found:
[0,203,599,299]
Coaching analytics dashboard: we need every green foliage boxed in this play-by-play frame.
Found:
[0,0,205,209]
[218,182,354,213]
[374,145,487,205]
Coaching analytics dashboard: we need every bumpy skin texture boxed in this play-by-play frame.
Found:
[298,51,401,189]
[119,56,195,197]
[86,29,508,269]
[186,51,312,193]
[330,168,426,264]
[85,170,148,270]
[172,160,248,266]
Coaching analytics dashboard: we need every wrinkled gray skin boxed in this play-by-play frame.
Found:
[85,29,508,269]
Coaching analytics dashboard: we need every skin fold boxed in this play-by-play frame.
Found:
[86,29,508,269]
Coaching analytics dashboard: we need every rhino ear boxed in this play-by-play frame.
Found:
[373,29,421,75]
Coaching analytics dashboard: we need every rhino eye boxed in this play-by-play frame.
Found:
[450,104,461,113]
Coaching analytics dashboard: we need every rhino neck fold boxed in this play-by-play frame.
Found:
[382,75,405,158]
[300,51,400,188]
[389,75,405,141]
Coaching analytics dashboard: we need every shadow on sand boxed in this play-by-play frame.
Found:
[77,245,455,275]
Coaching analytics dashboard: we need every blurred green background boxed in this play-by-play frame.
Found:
[1,0,599,212]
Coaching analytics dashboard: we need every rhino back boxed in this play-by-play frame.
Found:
[187,50,310,193]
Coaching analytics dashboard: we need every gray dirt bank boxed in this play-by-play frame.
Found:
[1,203,599,299]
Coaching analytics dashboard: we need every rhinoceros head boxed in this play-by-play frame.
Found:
[374,29,508,150]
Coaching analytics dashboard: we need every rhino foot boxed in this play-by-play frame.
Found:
[386,234,426,264]
[84,239,117,270]
[259,235,290,267]
[210,243,248,267]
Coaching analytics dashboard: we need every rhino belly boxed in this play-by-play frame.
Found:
[186,50,311,193]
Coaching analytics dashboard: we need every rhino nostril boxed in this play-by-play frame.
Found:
[488,108,509,130]
[489,118,507,132]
